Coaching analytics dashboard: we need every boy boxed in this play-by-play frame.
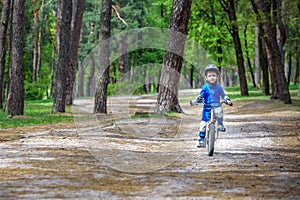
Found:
[190,64,232,148]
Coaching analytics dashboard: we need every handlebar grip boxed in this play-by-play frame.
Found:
[190,100,193,106]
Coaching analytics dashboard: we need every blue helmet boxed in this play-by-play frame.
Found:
[204,64,220,76]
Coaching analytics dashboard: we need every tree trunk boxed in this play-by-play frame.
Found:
[221,66,228,87]
[36,0,44,82]
[220,0,248,96]
[295,51,299,86]
[254,5,270,95]
[188,64,193,88]
[260,41,270,95]
[295,1,300,96]
[265,45,279,97]
[5,0,13,112]
[6,0,26,117]
[261,0,291,103]
[0,0,10,110]
[94,0,112,114]
[143,65,151,94]
[32,0,38,82]
[228,67,235,87]
[86,52,95,96]
[66,0,84,105]
[182,59,187,80]
[244,23,256,88]
[156,0,192,113]
[251,0,291,103]
[64,0,76,103]
[254,25,261,89]
[49,51,55,98]
[286,52,292,85]
[52,0,72,113]
[56,0,62,54]
[32,0,43,82]
[46,10,57,98]
[37,25,42,82]
[276,1,286,67]
[77,61,84,97]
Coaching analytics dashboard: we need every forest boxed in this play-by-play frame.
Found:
[0,0,299,117]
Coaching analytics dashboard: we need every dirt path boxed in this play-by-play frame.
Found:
[0,91,299,199]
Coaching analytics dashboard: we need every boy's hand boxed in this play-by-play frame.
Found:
[224,96,232,106]
[190,100,195,106]
[225,99,233,106]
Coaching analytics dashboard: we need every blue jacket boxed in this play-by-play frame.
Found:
[200,83,226,121]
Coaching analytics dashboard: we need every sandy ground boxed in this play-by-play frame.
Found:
[0,90,299,199]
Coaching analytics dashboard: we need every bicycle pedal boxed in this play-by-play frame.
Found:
[218,127,226,132]
[197,144,206,148]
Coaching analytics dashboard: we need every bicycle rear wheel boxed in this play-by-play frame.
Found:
[207,123,215,156]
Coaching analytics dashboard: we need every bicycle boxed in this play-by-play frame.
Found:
[190,97,233,156]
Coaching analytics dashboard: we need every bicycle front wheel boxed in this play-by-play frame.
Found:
[207,123,215,156]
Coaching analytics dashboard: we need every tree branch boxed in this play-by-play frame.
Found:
[219,0,228,13]
[112,5,128,27]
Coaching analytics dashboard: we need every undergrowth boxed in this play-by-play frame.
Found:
[1,85,299,128]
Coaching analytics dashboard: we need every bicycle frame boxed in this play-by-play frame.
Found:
[205,103,223,156]
[191,100,230,156]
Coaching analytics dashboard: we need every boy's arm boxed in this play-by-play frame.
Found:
[219,85,233,106]
[219,85,230,100]
[190,95,204,106]
[190,86,206,106]
[219,85,227,99]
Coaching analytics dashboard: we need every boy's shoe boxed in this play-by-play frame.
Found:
[218,125,226,132]
[197,139,206,148]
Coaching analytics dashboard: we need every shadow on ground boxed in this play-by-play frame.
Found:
[0,90,299,199]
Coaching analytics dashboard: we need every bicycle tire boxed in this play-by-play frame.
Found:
[207,123,215,156]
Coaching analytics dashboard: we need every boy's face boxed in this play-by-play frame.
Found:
[205,71,218,84]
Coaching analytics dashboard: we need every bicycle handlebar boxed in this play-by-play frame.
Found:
[190,99,233,107]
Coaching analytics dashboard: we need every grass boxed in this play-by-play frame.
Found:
[0,99,74,128]
[221,85,300,114]
[224,85,299,101]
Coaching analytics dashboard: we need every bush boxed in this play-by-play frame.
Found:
[24,82,46,100]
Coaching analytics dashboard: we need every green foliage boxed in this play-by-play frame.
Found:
[2,0,298,107]
[189,0,258,70]
[145,0,172,27]
[78,0,100,61]
[24,81,46,100]
[107,83,116,96]
[20,0,58,101]
[189,0,233,66]
[129,48,164,67]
